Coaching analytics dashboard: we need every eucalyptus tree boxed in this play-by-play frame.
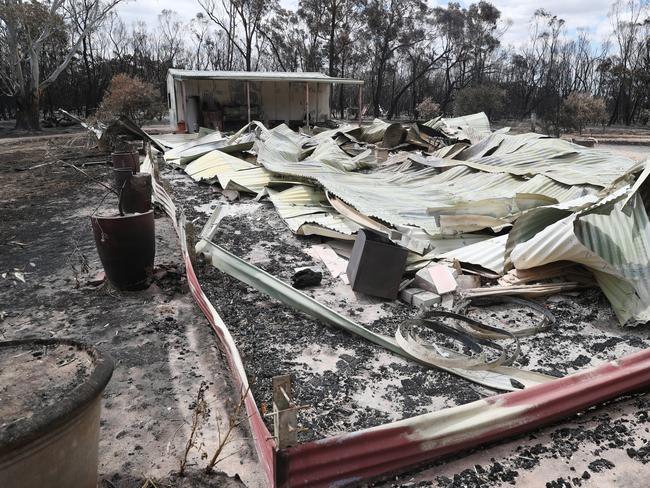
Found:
[0,0,121,129]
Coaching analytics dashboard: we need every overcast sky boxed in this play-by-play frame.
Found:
[115,0,615,48]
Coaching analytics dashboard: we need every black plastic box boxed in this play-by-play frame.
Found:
[346,229,408,299]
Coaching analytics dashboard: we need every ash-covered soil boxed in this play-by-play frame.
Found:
[376,391,650,488]
[164,159,650,486]
[3,132,650,488]
[168,166,488,439]
[0,139,260,487]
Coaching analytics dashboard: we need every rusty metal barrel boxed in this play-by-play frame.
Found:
[113,167,133,191]
[111,150,139,174]
[90,210,155,290]
[120,173,152,214]
[112,170,152,214]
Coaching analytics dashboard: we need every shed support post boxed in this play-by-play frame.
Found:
[358,84,363,127]
[305,82,310,132]
[314,83,320,124]
[246,80,251,131]
[287,82,291,125]
[181,81,187,127]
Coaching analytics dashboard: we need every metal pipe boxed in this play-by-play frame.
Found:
[246,80,251,131]
[358,85,362,127]
[305,82,310,131]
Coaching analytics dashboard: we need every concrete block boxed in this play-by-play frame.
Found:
[400,287,423,305]
[414,264,458,294]
[440,293,454,310]
[412,291,441,309]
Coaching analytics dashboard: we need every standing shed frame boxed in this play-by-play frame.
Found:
[166,69,364,131]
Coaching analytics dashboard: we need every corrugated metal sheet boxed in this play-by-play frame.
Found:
[175,120,636,253]
[430,133,546,161]
[185,149,256,181]
[452,131,508,159]
[503,195,603,271]
[433,142,468,158]
[153,132,199,149]
[515,174,598,203]
[443,112,492,132]
[223,167,303,194]
[437,138,639,188]
[423,112,492,143]
[257,138,593,238]
[510,187,650,325]
[491,132,548,155]
[183,149,303,194]
[307,138,374,171]
[163,127,257,165]
[267,185,360,236]
[277,347,650,487]
[578,195,650,325]
[163,131,228,165]
[439,235,508,274]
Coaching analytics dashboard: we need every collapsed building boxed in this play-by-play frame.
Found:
[155,112,650,327]
[61,105,650,486]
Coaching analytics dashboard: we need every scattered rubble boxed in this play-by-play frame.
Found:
[10,109,649,486]
[291,267,323,289]
[146,112,650,393]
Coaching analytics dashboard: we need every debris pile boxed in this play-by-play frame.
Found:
[78,113,630,399]
[48,98,650,486]
[151,112,647,328]
[69,110,649,392]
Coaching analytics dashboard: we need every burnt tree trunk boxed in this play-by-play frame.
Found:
[15,89,40,131]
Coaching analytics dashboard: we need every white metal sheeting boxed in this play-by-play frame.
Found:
[256,139,596,238]
[436,138,640,188]
[163,126,258,166]
[163,130,228,165]
[168,68,364,85]
[267,185,359,237]
[163,115,650,327]
[440,235,508,274]
[423,112,492,142]
[511,185,650,326]
[185,149,256,182]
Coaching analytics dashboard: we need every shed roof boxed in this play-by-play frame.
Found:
[168,69,364,85]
